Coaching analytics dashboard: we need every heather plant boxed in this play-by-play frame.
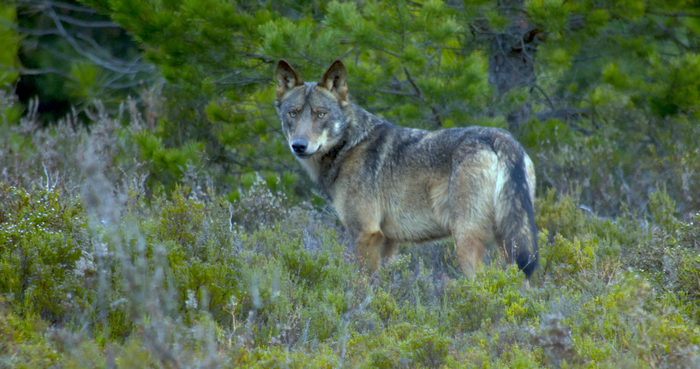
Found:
[0,184,89,323]
[2,169,700,366]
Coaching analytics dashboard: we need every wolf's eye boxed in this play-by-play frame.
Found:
[289,111,297,118]
[317,111,326,118]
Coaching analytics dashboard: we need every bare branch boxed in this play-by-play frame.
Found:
[44,5,154,74]
[376,89,421,97]
[536,107,589,122]
[0,66,67,76]
[243,53,277,63]
[106,77,162,90]
[532,84,556,110]
[0,18,61,36]
[56,15,119,28]
[653,20,693,50]
[18,0,100,13]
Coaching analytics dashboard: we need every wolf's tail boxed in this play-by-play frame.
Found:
[494,143,539,279]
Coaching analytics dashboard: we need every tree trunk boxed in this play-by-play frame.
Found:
[487,0,542,128]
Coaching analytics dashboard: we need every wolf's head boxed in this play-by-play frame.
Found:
[274,60,350,159]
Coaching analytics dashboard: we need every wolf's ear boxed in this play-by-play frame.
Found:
[320,60,348,103]
[276,60,303,99]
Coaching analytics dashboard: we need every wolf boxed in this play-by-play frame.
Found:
[274,59,538,280]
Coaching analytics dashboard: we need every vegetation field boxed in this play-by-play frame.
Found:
[2,0,700,367]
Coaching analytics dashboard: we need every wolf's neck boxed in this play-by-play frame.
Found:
[344,104,385,147]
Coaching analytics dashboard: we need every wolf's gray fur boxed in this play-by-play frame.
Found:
[275,60,538,279]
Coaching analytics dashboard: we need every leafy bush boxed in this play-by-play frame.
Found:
[0,184,89,323]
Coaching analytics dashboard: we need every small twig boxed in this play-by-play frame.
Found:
[0,22,61,36]
[42,162,51,190]
[243,53,277,63]
[336,46,358,62]
[377,89,420,97]
[106,77,161,90]
[653,20,692,50]
[404,67,422,99]
[294,50,323,66]
[229,203,235,233]
[532,84,556,111]
[0,66,67,76]
[374,47,400,58]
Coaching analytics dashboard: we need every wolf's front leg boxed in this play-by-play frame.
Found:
[354,230,386,274]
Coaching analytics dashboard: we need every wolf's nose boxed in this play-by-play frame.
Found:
[291,139,308,154]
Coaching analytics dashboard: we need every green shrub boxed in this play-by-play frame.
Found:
[157,185,205,249]
[445,265,543,333]
[572,273,700,367]
[0,312,61,368]
[0,184,89,322]
[135,130,205,193]
[400,327,452,368]
[628,211,700,321]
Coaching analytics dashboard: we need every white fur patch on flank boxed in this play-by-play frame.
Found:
[524,155,536,201]
[493,155,506,213]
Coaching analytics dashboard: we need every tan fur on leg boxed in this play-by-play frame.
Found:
[355,230,385,273]
[454,236,485,279]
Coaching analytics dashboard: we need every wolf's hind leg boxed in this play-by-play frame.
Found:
[452,229,486,279]
[354,230,386,274]
[448,149,497,278]
[381,240,398,264]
